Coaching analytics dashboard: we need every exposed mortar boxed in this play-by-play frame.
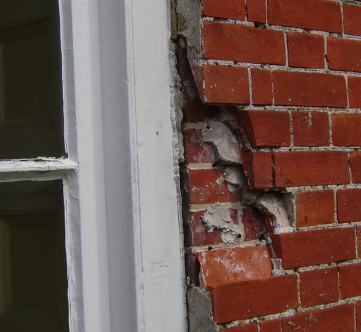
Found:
[201,121,242,165]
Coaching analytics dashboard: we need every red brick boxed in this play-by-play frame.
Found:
[343,3,361,37]
[182,97,219,123]
[333,114,361,147]
[239,110,290,147]
[300,268,339,307]
[202,21,285,65]
[183,129,215,163]
[357,301,361,332]
[251,69,273,105]
[273,71,347,108]
[274,151,349,187]
[288,32,325,69]
[247,0,267,23]
[357,226,361,258]
[328,38,361,72]
[268,0,342,33]
[211,275,297,323]
[243,151,274,189]
[197,64,250,104]
[272,227,356,269]
[282,304,354,332]
[351,152,361,183]
[339,263,361,299]
[337,189,361,223]
[202,0,246,20]
[221,324,258,332]
[198,246,272,287]
[260,320,282,332]
[292,111,329,147]
[188,168,240,204]
[348,76,361,109]
[243,208,266,241]
[188,210,223,246]
[296,190,335,227]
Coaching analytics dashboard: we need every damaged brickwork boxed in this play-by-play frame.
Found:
[175,0,361,331]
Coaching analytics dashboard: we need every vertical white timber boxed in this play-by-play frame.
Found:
[125,0,187,330]
[65,0,186,330]
[70,0,112,331]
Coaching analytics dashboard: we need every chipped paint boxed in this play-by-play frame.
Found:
[201,205,244,243]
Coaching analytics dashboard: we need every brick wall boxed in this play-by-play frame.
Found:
[177,0,361,331]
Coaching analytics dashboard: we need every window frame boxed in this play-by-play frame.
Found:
[62,0,186,331]
[0,0,186,330]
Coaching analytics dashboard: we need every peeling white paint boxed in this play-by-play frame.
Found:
[201,121,242,164]
[201,205,244,243]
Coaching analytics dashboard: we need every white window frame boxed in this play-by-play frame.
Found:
[63,0,186,331]
[0,0,186,330]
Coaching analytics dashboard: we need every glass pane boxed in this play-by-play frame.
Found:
[0,181,69,332]
[0,1,64,159]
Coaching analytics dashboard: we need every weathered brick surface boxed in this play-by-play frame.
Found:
[351,151,361,183]
[243,151,274,189]
[198,246,272,287]
[343,3,361,36]
[339,263,361,299]
[282,304,354,331]
[246,0,266,23]
[288,32,324,69]
[260,320,282,332]
[179,0,361,329]
[220,325,258,332]
[196,64,250,104]
[201,0,246,20]
[272,228,356,268]
[272,71,347,108]
[337,189,361,223]
[211,275,298,323]
[296,190,335,227]
[202,22,286,65]
[328,38,361,72]
[348,76,361,108]
[250,69,273,105]
[299,268,339,307]
[239,110,290,147]
[332,114,361,147]
[268,0,342,33]
[292,111,329,147]
[274,151,349,187]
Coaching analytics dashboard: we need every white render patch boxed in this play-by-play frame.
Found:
[201,205,244,243]
[201,121,242,164]
[256,193,293,233]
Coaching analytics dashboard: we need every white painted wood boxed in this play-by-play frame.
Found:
[0,158,77,173]
[125,0,187,330]
[67,0,111,331]
[60,0,186,330]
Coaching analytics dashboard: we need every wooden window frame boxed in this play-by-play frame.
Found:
[0,0,186,330]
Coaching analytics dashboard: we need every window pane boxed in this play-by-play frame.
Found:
[0,1,64,159]
[0,181,69,332]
